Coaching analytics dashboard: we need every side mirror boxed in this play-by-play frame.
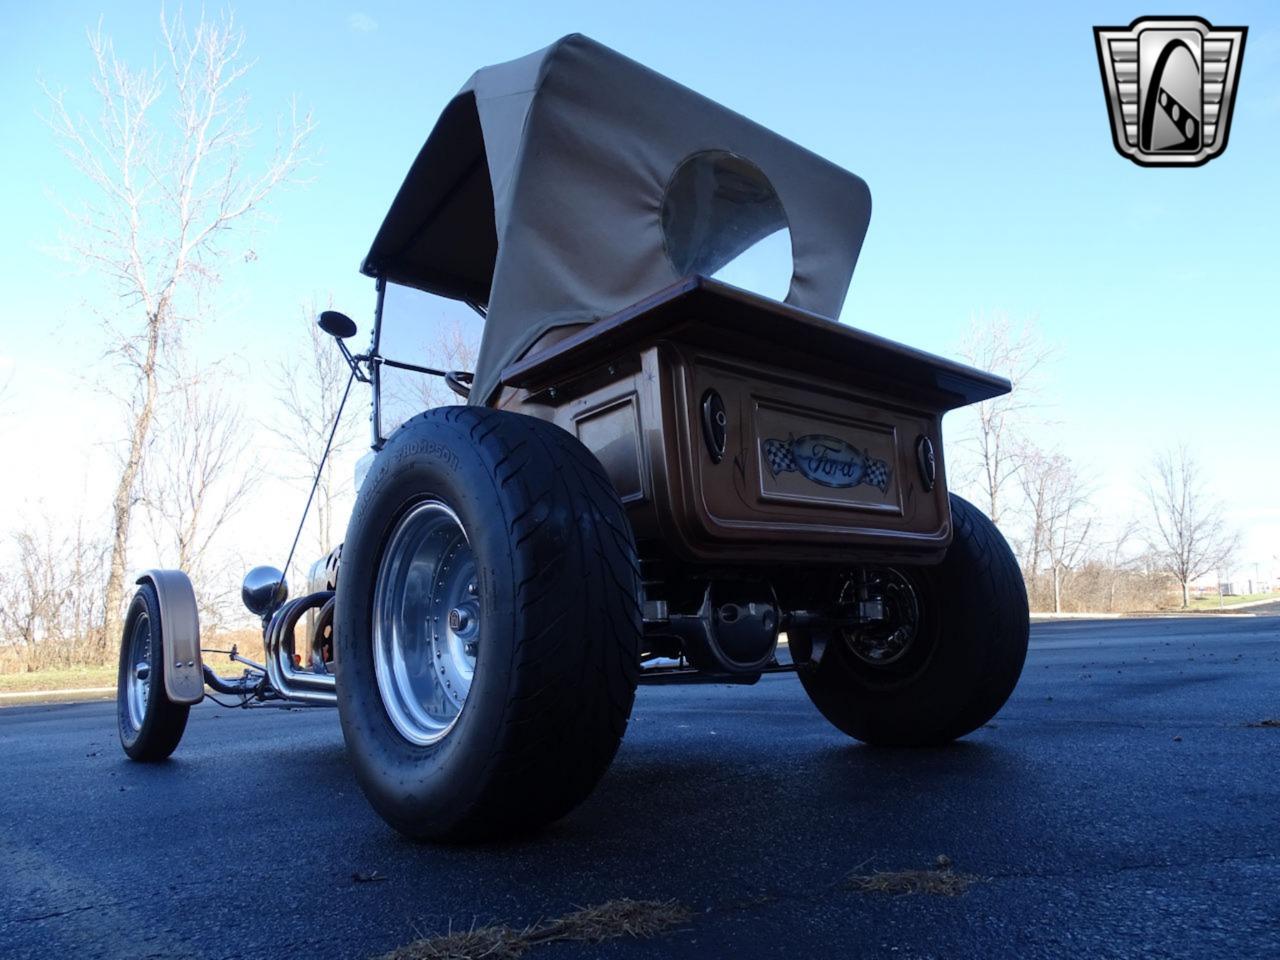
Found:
[318,310,358,340]
[242,565,288,618]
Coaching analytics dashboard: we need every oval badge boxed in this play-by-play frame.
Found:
[762,434,891,492]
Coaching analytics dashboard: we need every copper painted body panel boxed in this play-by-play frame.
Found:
[495,279,1007,567]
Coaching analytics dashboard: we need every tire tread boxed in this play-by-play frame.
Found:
[339,406,640,840]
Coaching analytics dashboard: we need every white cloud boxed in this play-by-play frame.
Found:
[348,12,378,33]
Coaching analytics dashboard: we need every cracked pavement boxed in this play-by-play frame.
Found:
[2,614,1278,959]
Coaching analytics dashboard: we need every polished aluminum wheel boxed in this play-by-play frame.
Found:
[372,499,479,746]
[125,610,152,730]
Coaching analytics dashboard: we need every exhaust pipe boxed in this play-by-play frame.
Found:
[266,592,338,705]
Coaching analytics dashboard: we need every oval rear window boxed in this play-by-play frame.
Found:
[661,150,793,302]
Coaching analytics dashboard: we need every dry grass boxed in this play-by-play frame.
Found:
[0,629,266,694]
[378,899,692,960]
[1186,591,1275,611]
[0,666,118,693]
[199,629,267,678]
[382,927,526,960]
[846,856,982,897]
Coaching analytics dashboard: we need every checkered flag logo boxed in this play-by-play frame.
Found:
[763,438,797,477]
[761,434,891,493]
[864,459,890,493]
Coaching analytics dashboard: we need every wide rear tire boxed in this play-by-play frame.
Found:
[795,495,1029,746]
[335,407,641,841]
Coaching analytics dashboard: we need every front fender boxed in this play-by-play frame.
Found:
[135,570,205,705]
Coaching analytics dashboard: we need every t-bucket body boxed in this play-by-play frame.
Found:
[117,34,1029,842]
[362,34,1009,569]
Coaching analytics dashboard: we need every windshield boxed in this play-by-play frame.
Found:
[376,283,483,437]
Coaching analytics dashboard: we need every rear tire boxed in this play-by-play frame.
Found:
[117,583,190,761]
[335,407,641,841]
[795,495,1028,746]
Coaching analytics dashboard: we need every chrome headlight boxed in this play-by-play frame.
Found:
[242,566,287,618]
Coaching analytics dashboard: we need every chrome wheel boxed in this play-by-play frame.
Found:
[125,610,152,731]
[373,499,479,746]
[840,568,921,667]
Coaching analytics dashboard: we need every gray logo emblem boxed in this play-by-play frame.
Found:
[1094,16,1247,166]
[762,435,891,492]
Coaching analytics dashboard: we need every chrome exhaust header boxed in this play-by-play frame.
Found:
[265,592,338,706]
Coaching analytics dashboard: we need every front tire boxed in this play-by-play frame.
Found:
[335,408,641,841]
[795,495,1029,746]
[117,583,190,761]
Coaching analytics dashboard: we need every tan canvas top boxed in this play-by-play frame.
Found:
[362,34,873,404]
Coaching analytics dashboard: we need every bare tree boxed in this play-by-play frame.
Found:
[44,10,312,649]
[0,512,108,669]
[954,314,1054,525]
[1098,520,1141,612]
[273,306,363,566]
[1017,449,1054,608]
[1145,446,1239,608]
[143,370,258,628]
[1019,447,1094,613]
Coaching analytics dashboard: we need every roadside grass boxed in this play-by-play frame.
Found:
[0,666,117,694]
[0,630,265,696]
[1185,592,1275,611]
[378,899,692,960]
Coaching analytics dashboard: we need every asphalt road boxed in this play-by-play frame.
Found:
[2,615,1278,960]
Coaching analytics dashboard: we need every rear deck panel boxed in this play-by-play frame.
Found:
[497,278,1005,565]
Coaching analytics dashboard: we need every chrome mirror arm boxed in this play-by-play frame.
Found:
[339,339,372,383]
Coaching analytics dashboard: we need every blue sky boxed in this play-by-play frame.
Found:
[0,1,1276,574]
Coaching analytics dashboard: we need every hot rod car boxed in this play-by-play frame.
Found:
[117,35,1029,841]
